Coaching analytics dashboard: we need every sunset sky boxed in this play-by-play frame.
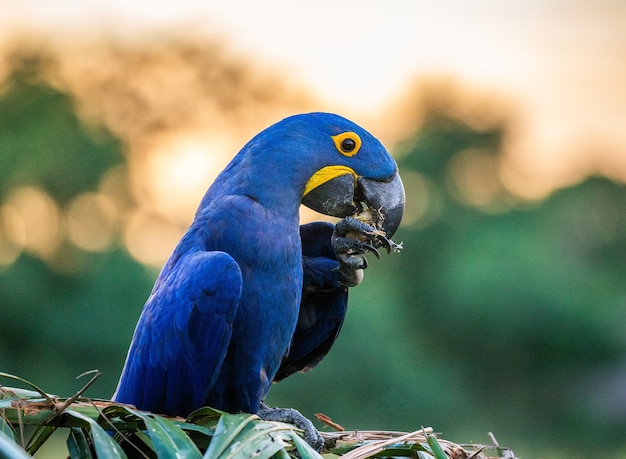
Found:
[3,0,626,189]
[1,0,626,266]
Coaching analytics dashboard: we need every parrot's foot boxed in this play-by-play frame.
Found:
[258,402,324,452]
[334,216,400,255]
[332,216,400,286]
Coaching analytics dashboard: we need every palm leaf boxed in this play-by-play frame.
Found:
[0,430,31,459]
[67,427,95,459]
[133,410,202,458]
[64,410,126,459]
[0,372,517,458]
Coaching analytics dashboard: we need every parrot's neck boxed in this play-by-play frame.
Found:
[198,147,311,221]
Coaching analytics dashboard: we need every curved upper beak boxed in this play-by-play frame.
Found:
[302,170,405,238]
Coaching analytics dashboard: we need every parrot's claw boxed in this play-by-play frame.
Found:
[331,217,379,287]
[364,243,381,259]
[332,236,380,262]
[376,234,393,254]
[258,403,324,452]
[332,216,393,262]
[331,216,402,286]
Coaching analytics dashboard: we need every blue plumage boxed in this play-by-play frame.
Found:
[113,113,404,421]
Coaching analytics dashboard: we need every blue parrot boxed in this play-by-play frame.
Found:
[113,112,404,450]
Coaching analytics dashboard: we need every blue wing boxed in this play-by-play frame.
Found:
[274,221,348,381]
[113,250,242,416]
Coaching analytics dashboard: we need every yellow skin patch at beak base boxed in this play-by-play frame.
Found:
[303,165,357,197]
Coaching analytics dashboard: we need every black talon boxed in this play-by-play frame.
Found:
[331,216,398,287]
[363,243,380,259]
[359,256,368,270]
[374,234,392,254]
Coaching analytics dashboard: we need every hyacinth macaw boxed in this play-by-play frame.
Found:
[113,112,404,449]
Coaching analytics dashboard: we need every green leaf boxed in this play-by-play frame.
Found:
[151,415,203,459]
[67,428,94,459]
[0,373,55,404]
[426,434,447,459]
[100,405,145,431]
[0,414,15,441]
[174,420,214,437]
[223,421,292,459]
[287,430,323,459]
[186,406,227,429]
[64,410,126,459]
[25,425,56,455]
[0,387,47,402]
[202,413,258,458]
[172,421,214,452]
[0,430,32,459]
[202,413,322,459]
[132,410,202,459]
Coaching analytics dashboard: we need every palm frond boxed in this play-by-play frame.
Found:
[0,372,517,458]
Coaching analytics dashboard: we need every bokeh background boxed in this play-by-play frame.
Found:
[1,1,626,457]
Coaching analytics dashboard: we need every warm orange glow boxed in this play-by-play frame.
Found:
[0,207,22,267]
[66,192,118,252]
[122,208,185,268]
[134,135,231,225]
[400,171,435,228]
[446,149,505,210]
[98,165,134,216]
[3,186,63,259]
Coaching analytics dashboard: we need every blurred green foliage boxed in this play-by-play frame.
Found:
[270,113,626,457]
[0,69,156,398]
[0,68,122,204]
[1,61,625,459]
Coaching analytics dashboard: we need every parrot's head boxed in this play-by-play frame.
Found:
[294,113,405,240]
[220,112,405,241]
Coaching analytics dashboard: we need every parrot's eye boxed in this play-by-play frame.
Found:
[341,138,356,152]
[331,132,362,157]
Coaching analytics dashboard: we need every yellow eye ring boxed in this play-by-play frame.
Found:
[332,132,361,157]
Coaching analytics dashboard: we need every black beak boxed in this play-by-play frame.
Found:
[302,170,405,238]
